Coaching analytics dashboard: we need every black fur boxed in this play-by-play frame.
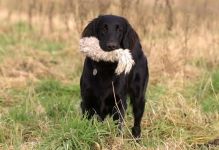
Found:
[80,15,149,138]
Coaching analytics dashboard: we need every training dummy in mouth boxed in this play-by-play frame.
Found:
[80,37,135,75]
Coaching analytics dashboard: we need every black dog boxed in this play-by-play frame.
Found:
[80,15,149,138]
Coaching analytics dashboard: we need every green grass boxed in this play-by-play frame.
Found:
[0,21,32,52]
[1,76,219,149]
[39,116,112,150]
[194,70,219,113]
[35,80,117,150]
[147,84,166,101]
[30,39,65,53]
[201,96,219,112]
[212,70,219,94]
[0,80,119,149]
[0,31,17,60]
[0,34,16,49]
[13,21,33,33]
[0,87,45,148]
[0,21,65,57]
[35,80,80,120]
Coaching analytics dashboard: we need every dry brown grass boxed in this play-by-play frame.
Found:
[1,0,218,86]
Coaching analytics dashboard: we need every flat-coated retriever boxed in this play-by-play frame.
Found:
[80,15,149,138]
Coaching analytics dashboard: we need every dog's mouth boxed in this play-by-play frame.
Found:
[103,48,114,52]
[100,43,120,52]
[103,47,121,52]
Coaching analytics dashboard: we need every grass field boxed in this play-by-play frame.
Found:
[0,0,219,149]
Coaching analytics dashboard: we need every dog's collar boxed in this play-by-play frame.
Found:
[93,68,97,76]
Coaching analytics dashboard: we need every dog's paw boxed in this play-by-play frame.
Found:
[132,126,141,139]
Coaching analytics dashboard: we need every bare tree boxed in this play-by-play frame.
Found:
[28,0,36,29]
[165,0,173,31]
[47,1,55,32]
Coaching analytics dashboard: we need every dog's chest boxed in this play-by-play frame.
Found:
[91,72,114,93]
[90,72,126,99]
[88,60,127,99]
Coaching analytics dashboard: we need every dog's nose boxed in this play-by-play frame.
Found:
[106,42,118,50]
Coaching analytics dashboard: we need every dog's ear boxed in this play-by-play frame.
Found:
[122,21,139,50]
[81,17,99,37]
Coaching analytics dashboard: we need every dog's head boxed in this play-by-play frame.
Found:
[82,15,139,51]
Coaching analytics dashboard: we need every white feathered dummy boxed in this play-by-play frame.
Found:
[79,37,135,75]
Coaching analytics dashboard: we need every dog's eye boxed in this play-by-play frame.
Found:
[102,24,108,34]
[116,24,122,32]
